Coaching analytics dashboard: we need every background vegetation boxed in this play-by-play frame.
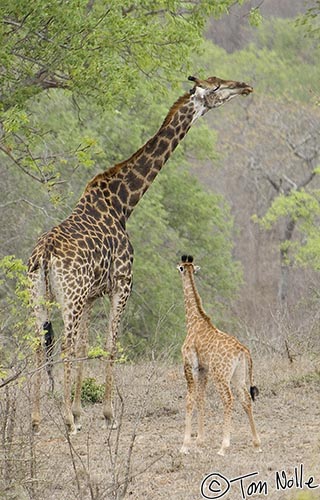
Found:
[0,0,319,365]
[1,0,320,361]
[1,0,248,366]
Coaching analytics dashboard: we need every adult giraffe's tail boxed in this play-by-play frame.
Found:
[28,235,55,392]
[41,239,55,392]
[43,319,55,392]
[244,348,259,401]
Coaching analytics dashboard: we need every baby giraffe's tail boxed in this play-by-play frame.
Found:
[245,349,259,401]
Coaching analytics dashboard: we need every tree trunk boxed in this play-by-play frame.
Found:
[278,217,296,308]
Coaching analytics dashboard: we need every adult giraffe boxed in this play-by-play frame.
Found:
[28,75,253,434]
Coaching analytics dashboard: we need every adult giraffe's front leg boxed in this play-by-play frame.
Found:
[103,275,132,427]
[72,300,93,431]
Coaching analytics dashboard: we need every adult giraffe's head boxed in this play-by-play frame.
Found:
[188,75,253,111]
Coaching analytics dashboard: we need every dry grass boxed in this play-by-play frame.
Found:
[1,354,319,499]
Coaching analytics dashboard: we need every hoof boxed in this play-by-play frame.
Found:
[32,425,40,436]
[49,378,55,394]
[74,417,82,432]
[66,422,77,435]
[195,438,205,448]
[180,445,190,454]
[104,416,118,430]
[253,438,262,452]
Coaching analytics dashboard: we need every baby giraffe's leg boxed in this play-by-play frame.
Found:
[195,367,208,447]
[215,381,234,456]
[233,357,261,452]
[240,386,261,451]
[181,362,195,454]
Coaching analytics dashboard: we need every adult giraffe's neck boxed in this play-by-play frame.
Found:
[87,91,202,221]
[181,269,211,330]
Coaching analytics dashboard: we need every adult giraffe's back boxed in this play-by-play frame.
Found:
[28,75,253,434]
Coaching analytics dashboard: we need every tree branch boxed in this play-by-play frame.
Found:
[265,173,281,192]
[0,144,47,183]
[298,169,317,189]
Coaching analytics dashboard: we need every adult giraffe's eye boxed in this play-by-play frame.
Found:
[213,84,220,92]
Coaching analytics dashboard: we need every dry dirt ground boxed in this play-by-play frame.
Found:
[2,354,320,500]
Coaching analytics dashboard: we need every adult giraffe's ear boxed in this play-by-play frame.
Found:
[194,265,201,274]
[188,76,199,95]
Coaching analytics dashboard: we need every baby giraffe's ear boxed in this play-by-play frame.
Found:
[194,265,201,274]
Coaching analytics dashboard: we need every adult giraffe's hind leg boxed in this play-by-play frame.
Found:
[61,307,84,435]
[103,276,132,427]
[31,336,44,435]
[29,271,47,434]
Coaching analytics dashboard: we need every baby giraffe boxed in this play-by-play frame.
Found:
[177,255,261,456]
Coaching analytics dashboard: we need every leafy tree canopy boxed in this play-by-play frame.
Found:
[0,0,242,111]
[0,0,250,187]
[295,0,320,45]
[256,187,320,271]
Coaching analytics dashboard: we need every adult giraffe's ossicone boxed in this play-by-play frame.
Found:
[28,75,253,434]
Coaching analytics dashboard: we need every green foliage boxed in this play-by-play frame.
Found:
[88,341,127,363]
[0,255,29,306]
[249,7,263,28]
[255,189,320,271]
[0,256,33,346]
[0,0,244,181]
[0,255,34,381]
[295,0,320,44]
[295,224,320,271]
[87,346,109,359]
[72,377,104,405]
[258,190,320,229]
[296,1,320,105]
[125,162,242,357]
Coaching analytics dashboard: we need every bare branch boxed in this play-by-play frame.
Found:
[0,361,28,389]
[264,174,281,192]
[282,174,297,191]
[0,145,46,183]
[298,169,317,189]
[0,198,54,219]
